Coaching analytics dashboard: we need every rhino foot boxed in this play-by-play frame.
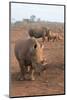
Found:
[31,77,35,81]
[16,73,25,81]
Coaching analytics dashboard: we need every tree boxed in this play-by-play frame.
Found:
[30,15,36,22]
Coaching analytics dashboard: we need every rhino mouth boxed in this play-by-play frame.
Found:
[41,60,44,64]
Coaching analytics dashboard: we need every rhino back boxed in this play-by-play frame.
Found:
[15,38,36,62]
[29,28,44,38]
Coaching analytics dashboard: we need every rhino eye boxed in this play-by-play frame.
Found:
[34,44,37,49]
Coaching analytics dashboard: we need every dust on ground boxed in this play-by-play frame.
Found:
[10,24,64,97]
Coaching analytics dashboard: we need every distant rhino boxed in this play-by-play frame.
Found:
[46,30,63,42]
[28,27,48,42]
[15,38,46,81]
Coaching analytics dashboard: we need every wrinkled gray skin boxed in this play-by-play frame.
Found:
[15,38,46,81]
[28,27,48,42]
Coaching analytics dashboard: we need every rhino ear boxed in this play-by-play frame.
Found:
[34,44,37,49]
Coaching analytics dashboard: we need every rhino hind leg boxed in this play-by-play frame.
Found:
[53,36,57,42]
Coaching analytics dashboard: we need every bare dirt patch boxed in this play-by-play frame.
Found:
[10,24,64,97]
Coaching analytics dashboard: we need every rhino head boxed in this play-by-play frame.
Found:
[30,38,47,73]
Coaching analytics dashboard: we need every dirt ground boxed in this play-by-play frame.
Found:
[10,26,65,97]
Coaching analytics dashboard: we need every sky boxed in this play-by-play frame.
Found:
[11,2,64,23]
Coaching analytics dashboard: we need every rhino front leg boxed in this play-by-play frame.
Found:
[17,61,26,81]
[29,66,35,81]
[31,63,40,80]
[31,69,35,80]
